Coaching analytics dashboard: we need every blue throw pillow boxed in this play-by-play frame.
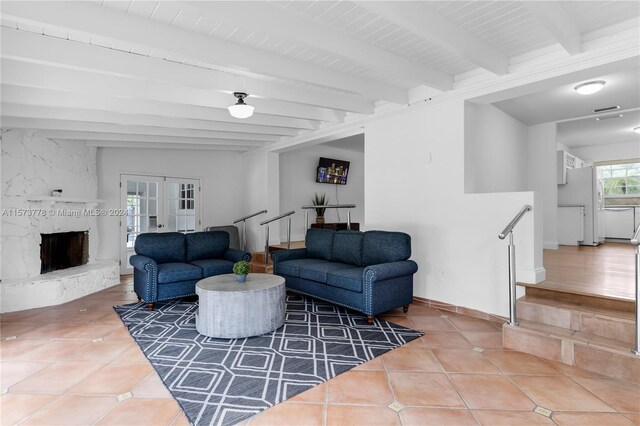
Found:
[361,231,411,266]
[135,232,186,263]
[186,231,230,261]
[305,228,334,261]
[332,231,363,266]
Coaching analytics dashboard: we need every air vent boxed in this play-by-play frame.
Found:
[595,114,623,121]
[593,105,620,113]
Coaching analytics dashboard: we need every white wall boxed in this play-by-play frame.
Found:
[528,123,559,249]
[570,140,639,163]
[365,100,540,317]
[96,148,244,261]
[279,144,364,241]
[464,102,528,193]
[240,149,280,252]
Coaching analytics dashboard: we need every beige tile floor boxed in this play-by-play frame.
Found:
[1,277,639,425]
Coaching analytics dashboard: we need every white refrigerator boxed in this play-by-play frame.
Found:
[558,166,606,246]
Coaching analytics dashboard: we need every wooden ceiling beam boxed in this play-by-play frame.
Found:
[523,1,582,55]
[1,59,346,122]
[360,2,510,75]
[2,1,408,104]
[0,85,319,130]
[189,1,452,90]
[1,27,374,115]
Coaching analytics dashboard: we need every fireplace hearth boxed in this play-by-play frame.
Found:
[40,231,89,274]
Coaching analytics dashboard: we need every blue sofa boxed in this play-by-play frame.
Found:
[272,229,418,323]
[130,231,251,309]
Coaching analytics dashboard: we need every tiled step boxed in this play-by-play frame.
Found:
[516,294,635,344]
[503,321,640,384]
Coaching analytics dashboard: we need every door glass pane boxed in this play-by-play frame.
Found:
[148,199,157,215]
[149,182,157,198]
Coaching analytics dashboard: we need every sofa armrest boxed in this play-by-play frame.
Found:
[271,248,308,264]
[223,248,252,262]
[130,254,157,272]
[130,255,159,303]
[364,260,418,282]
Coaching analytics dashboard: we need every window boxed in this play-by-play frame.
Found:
[598,162,640,197]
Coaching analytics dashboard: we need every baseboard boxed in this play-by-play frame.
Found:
[413,296,507,325]
[543,241,559,249]
[517,267,546,284]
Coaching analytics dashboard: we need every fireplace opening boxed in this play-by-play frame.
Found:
[40,231,89,274]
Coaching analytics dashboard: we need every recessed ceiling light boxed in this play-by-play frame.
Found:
[574,80,606,95]
[634,126,640,134]
[595,114,623,121]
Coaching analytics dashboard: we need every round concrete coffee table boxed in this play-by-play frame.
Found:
[195,273,286,339]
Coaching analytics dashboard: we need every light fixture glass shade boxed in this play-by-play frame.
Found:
[634,126,640,134]
[228,103,254,119]
[574,80,606,95]
[228,92,254,118]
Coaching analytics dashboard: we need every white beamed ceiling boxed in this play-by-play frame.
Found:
[1,0,639,151]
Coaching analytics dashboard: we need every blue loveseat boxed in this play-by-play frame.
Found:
[130,231,251,309]
[272,229,418,323]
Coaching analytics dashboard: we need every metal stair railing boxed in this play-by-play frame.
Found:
[498,205,532,327]
[300,204,357,231]
[259,210,295,267]
[631,224,640,356]
[233,209,267,251]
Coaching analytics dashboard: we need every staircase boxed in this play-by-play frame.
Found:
[504,285,639,383]
[248,241,305,274]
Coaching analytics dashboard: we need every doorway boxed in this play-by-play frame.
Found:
[120,174,201,274]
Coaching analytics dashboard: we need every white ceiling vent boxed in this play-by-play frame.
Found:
[593,105,620,113]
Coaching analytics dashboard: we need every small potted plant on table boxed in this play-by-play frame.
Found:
[313,193,328,224]
[233,260,250,282]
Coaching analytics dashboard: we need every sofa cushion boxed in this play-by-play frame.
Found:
[190,259,234,276]
[305,228,334,261]
[277,258,328,277]
[135,232,186,263]
[157,262,203,284]
[326,267,364,293]
[299,262,358,284]
[185,231,230,262]
[331,231,363,266]
[361,231,411,266]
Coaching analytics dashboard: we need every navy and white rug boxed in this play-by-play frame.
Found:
[114,293,422,426]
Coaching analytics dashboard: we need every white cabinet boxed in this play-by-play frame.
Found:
[557,150,584,184]
[604,208,635,239]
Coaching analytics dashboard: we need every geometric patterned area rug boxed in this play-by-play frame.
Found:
[114,293,422,426]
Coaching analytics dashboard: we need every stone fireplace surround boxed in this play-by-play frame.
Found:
[1,129,119,313]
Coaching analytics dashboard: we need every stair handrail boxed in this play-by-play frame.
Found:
[497,205,532,327]
[498,205,532,240]
[259,210,295,267]
[233,209,267,224]
[232,209,267,251]
[632,224,640,356]
[631,223,640,246]
[301,204,357,230]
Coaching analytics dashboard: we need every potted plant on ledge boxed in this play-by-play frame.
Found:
[233,261,250,282]
[313,193,328,224]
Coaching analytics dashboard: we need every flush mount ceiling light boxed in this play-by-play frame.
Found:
[228,92,254,119]
[574,80,606,95]
[634,126,640,134]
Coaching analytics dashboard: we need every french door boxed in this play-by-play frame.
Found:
[120,174,200,274]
